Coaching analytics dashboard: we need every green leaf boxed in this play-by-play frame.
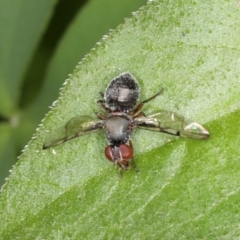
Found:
[1,0,240,239]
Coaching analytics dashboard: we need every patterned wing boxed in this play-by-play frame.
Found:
[135,110,209,139]
[43,115,102,149]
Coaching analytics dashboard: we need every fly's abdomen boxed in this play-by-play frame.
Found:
[104,72,140,112]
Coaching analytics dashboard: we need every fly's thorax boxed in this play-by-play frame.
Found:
[104,115,133,145]
[104,72,140,112]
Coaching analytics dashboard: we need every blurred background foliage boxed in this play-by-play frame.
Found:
[0,0,147,187]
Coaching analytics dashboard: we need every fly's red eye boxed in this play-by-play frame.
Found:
[105,146,113,161]
[119,144,133,160]
[105,144,133,161]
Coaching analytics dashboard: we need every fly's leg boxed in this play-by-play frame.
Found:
[129,140,139,173]
[97,100,111,113]
[118,140,138,177]
[99,91,104,98]
[132,111,146,119]
[95,112,107,120]
[132,88,164,117]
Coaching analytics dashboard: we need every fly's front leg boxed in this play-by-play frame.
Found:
[129,140,139,173]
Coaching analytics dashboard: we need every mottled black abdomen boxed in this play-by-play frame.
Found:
[104,72,140,112]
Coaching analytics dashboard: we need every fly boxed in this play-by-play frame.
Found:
[43,72,209,171]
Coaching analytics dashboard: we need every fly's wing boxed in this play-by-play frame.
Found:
[135,110,209,139]
[43,115,102,149]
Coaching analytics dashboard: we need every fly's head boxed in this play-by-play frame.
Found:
[105,143,133,170]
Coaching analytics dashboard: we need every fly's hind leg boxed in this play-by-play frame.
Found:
[97,100,112,113]
[132,88,164,117]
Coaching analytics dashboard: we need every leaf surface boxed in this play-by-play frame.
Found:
[1,0,240,238]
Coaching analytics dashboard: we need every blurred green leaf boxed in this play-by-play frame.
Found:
[0,0,57,114]
[0,124,15,185]
[1,0,240,239]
